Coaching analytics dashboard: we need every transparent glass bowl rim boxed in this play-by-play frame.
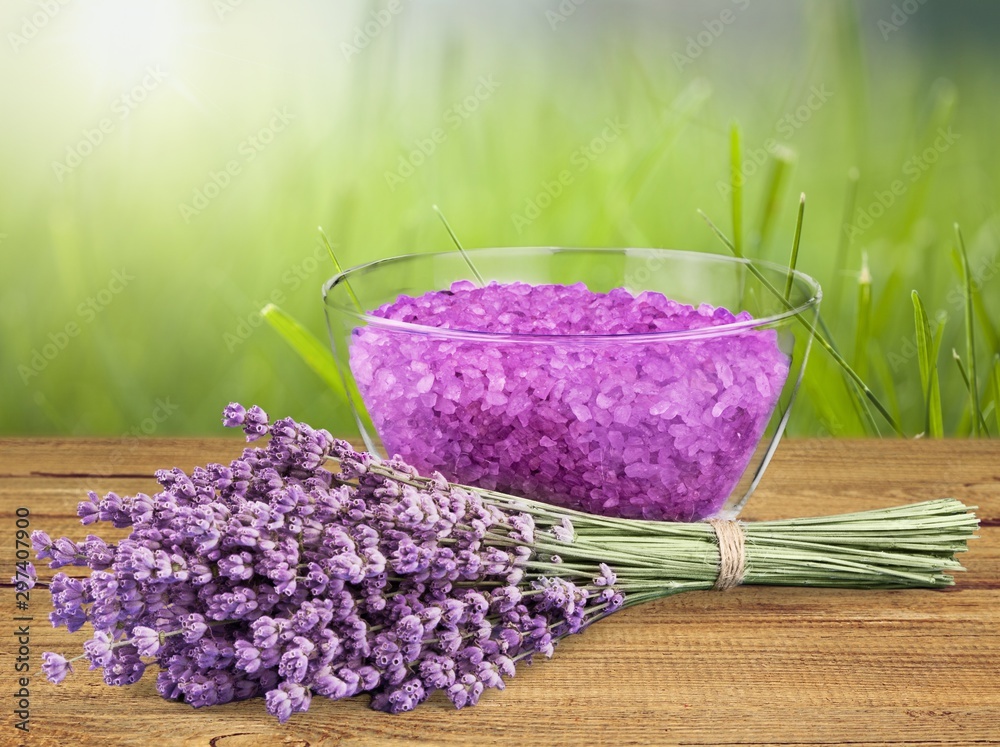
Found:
[322,247,822,345]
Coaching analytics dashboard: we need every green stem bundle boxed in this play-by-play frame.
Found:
[365,461,978,596]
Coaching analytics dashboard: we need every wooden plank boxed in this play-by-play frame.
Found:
[1,438,998,747]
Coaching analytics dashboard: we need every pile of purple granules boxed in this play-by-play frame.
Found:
[350,281,790,521]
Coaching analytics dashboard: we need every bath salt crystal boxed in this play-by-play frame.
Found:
[350,281,790,521]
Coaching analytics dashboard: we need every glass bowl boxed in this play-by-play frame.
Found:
[323,247,821,522]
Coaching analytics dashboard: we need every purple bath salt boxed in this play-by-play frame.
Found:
[349,281,790,521]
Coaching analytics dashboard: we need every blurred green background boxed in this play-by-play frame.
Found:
[2,0,998,438]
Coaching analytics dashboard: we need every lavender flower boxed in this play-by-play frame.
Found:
[31,403,975,722]
[41,652,73,684]
[132,626,161,657]
[30,404,624,721]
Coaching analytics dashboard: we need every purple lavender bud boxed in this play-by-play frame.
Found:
[182,614,208,643]
[131,626,161,657]
[594,562,617,587]
[188,562,213,586]
[460,591,488,624]
[265,682,309,723]
[49,537,82,568]
[291,604,322,634]
[41,652,73,684]
[218,552,254,581]
[102,649,146,686]
[234,640,263,674]
[477,661,504,690]
[242,405,270,442]
[489,586,522,615]
[393,614,424,644]
[436,626,462,656]
[535,633,555,658]
[84,631,114,667]
[222,403,246,428]
[195,639,235,669]
[508,513,535,544]
[440,599,465,625]
[31,530,53,561]
[312,667,350,699]
[493,654,516,678]
[234,677,259,701]
[129,493,154,524]
[82,535,115,570]
[278,647,310,684]
[54,574,85,607]
[418,605,443,633]
[446,673,484,709]
[250,616,281,649]
[77,492,101,525]
[334,667,361,697]
[418,654,456,689]
[98,492,132,528]
[551,517,575,543]
[356,665,380,691]
[156,670,182,700]
[383,678,427,713]
[12,561,36,590]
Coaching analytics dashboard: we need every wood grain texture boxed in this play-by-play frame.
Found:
[0,438,997,747]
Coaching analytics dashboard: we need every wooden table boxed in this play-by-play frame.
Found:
[1,438,997,747]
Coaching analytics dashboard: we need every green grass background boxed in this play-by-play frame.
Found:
[1,0,998,438]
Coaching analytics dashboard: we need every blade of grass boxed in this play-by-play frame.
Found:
[952,348,990,436]
[899,81,956,234]
[853,251,872,382]
[753,145,796,253]
[912,290,944,437]
[955,224,982,436]
[616,77,712,205]
[318,226,364,314]
[432,205,485,286]
[729,122,743,259]
[698,209,905,436]
[783,193,805,301]
[780,195,881,432]
[831,167,860,311]
[869,343,902,433]
[261,304,347,403]
[971,282,1000,359]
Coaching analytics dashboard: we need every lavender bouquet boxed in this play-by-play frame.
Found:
[33,404,977,722]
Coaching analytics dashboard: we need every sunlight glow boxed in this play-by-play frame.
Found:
[72,0,182,82]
